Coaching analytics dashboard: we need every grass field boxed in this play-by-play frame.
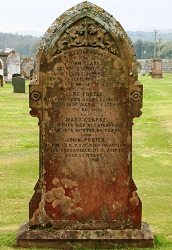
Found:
[0,74,172,250]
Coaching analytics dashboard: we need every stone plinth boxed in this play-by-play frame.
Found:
[17,222,154,249]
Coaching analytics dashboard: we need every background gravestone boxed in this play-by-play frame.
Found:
[0,59,3,76]
[17,1,154,248]
[21,57,35,79]
[152,59,163,78]
[0,75,3,87]
[7,50,20,82]
[0,52,8,81]
[0,59,3,86]
[13,76,25,93]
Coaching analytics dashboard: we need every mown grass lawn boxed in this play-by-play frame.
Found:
[0,74,172,250]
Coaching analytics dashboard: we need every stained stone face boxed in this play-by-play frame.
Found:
[152,59,163,78]
[29,6,143,230]
[17,1,154,248]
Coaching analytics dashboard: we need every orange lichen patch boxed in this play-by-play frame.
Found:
[72,187,81,204]
[61,167,71,177]
[29,202,48,226]
[44,184,82,217]
[61,178,78,189]
[112,177,116,182]
[130,191,139,208]
[52,195,72,216]
[44,189,55,203]
[43,110,50,123]
[112,202,127,213]
[72,207,83,216]
[52,178,59,186]
[44,187,73,216]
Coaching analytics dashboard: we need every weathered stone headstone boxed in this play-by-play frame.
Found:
[152,59,163,78]
[13,76,25,93]
[0,60,3,86]
[0,59,3,74]
[7,50,20,82]
[0,75,3,87]
[21,57,35,79]
[0,51,8,80]
[16,2,154,248]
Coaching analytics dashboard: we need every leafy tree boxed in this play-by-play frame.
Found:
[134,39,143,59]
[0,32,41,59]
[159,42,172,59]
[142,41,154,59]
[133,40,154,59]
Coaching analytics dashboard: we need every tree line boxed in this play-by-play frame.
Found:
[133,39,172,59]
[0,32,41,59]
[0,31,172,59]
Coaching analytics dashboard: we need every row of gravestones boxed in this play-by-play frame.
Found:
[138,59,172,73]
[0,72,26,93]
[0,53,35,92]
[0,52,35,83]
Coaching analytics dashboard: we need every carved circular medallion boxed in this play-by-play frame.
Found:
[30,91,41,101]
[130,91,141,102]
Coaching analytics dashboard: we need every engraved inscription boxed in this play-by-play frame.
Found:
[42,48,129,160]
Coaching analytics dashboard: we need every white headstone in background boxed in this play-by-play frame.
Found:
[7,51,20,81]
[0,59,4,77]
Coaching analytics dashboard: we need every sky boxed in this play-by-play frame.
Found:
[0,0,172,35]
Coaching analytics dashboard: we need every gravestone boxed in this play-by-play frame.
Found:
[0,59,3,75]
[152,59,163,78]
[0,75,3,87]
[0,52,8,81]
[13,76,25,93]
[140,61,145,76]
[7,51,20,82]
[0,60,3,86]
[21,57,35,79]
[16,1,154,248]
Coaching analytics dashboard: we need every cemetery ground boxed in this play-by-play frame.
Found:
[0,74,172,250]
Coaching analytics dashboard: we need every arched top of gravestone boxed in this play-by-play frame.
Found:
[7,51,20,63]
[37,1,136,72]
[30,1,142,120]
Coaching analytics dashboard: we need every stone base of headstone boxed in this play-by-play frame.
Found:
[16,222,154,249]
[140,70,146,76]
[152,73,163,78]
